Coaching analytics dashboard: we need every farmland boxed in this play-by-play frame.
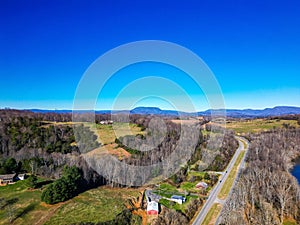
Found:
[226,119,299,134]
[0,180,141,225]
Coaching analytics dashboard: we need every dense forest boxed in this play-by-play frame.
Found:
[0,109,239,186]
[220,127,300,224]
[0,110,101,184]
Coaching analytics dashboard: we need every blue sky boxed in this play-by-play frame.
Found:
[0,0,300,111]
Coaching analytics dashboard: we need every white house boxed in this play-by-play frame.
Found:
[99,120,113,125]
[170,195,186,204]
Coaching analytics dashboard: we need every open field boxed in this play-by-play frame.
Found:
[92,123,144,145]
[84,143,131,160]
[0,178,50,225]
[218,151,245,200]
[41,122,144,146]
[44,187,140,225]
[0,180,140,225]
[226,119,299,134]
[171,118,200,125]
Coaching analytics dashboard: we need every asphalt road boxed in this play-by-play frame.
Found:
[192,136,249,225]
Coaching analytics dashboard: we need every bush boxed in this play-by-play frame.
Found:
[41,166,83,204]
[26,175,38,188]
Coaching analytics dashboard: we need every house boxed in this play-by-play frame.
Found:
[170,195,186,204]
[147,201,159,215]
[196,181,208,189]
[0,174,16,186]
[99,120,113,125]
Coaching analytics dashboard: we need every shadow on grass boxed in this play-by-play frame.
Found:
[36,180,53,188]
[13,203,36,222]
[0,197,19,210]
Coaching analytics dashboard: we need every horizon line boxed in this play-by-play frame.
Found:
[1,105,300,113]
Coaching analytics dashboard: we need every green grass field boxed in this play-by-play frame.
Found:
[44,187,140,225]
[226,119,299,134]
[0,180,140,225]
[0,179,49,225]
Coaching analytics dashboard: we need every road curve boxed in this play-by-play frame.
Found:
[192,136,249,225]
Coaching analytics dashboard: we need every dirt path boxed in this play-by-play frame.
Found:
[34,202,66,225]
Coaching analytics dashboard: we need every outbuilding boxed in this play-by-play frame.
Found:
[196,181,208,189]
[0,174,16,185]
[147,201,159,215]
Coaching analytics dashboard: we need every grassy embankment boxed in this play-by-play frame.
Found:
[218,150,245,200]
[200,142,246,225]
[201,203,222,225]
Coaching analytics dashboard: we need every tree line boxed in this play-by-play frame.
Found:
[220,127,300,224]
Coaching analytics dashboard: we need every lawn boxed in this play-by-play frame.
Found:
[226,119,299,134]
[0,179,51,225]
[159,195,197,213]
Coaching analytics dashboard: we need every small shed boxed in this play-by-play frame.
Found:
[196,181,208,189]
[17,174,26,180]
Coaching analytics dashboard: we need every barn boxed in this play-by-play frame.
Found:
[147,201,159,215]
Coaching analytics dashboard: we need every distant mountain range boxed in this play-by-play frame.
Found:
[28,106,300,118]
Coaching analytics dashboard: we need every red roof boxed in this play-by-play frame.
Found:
[147,210,158,215]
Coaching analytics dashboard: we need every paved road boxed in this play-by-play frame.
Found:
[192,136,249,225]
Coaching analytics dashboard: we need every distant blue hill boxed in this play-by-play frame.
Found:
[27,106,300,118]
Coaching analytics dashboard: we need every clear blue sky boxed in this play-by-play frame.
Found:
[1,0,300,111]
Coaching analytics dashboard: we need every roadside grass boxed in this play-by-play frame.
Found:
[283,218,298,225]
[201,203,222,225]
[226,119,299,134]
[218,151,245,200]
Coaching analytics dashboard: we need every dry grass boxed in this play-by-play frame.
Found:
[226,119,299,134]
[218,151,245,200]
[201,203,222,225]
[90,123,144,145]
[85,143,131,160]
[171,118,200,125]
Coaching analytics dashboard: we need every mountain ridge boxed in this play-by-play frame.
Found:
[17,106,300,118]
